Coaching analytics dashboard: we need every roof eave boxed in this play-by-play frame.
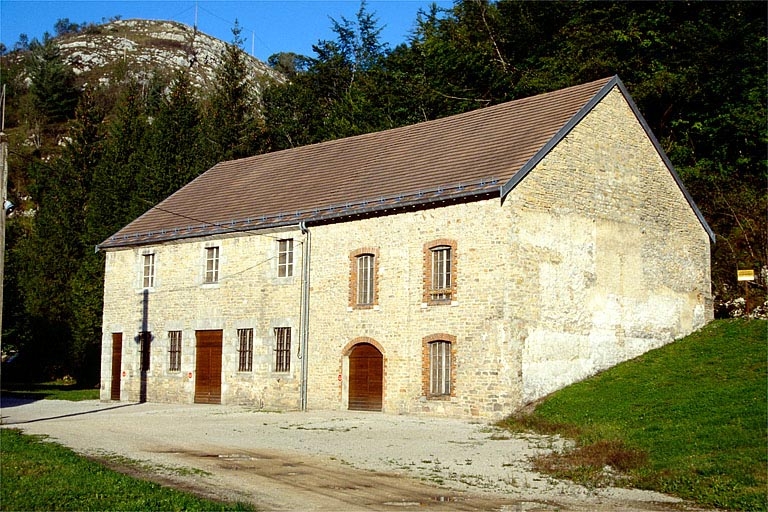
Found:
[96,181,500,250]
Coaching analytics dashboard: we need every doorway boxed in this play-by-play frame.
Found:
[110,333,122,401]
[194,330,223,404]
[348,343,383,411]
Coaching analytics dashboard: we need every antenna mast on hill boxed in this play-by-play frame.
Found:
[194,0,198,31]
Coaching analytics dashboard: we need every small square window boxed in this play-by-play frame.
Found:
[205,247,220,284]
[278,239,294,277]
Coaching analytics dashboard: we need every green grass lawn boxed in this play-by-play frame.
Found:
[0,429,255,511]
[499,319,767,511]
[1,380,100,401]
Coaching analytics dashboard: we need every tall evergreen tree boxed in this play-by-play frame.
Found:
[26,35,79,122]
[203,22,263,163]
[16,89,104,379]
[134,71,206,207]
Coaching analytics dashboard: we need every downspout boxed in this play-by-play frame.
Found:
[298,222,311,411]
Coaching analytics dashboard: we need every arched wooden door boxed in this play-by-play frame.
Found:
[194,330,223,404]
[348,343,383,411]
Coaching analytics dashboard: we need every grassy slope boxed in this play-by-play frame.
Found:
[499,319,767,511]
[0,429,254,511]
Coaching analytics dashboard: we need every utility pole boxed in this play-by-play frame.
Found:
[0,85,8,348]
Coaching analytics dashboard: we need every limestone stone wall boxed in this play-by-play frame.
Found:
[305,200,523,418]
[503,86,713,403]
[100,85,712,419]
[100,227,304,408]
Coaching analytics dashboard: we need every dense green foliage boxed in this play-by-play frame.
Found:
[0,429,254,511]
[0,1,765,381]
[499,319,768,511]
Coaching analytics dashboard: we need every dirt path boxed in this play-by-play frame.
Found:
[0,399,704,511]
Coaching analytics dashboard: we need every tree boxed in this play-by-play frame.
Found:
[54,18,82,37]
[26,35,79,122]
[203,22,264,163]
[16,89,104,380]
[134,71,206,208]
[267,52,312,78]
[262,1,392,148]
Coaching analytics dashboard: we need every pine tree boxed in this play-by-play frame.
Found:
[203,22,263,163]
[26,35,79,122]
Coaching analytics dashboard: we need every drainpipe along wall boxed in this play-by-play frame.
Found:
[299,222,311,411]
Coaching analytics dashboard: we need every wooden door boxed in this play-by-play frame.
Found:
[110,333,122,401]
[348,343,383,411]
[194,330,223,404]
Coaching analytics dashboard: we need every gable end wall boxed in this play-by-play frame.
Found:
[504,86,713,403]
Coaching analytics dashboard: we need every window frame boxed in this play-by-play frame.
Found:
[168,331,182,372]
[277,239,294,278]
[274,327,291,373]
[429,340,451,396]
[422,334,456,399]
[237,328,253,372]
[142,252,155,289]
[349,248,379,309]
[204,246,220,284]
[423,239,457,304]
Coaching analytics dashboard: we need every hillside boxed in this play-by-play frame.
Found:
[500,319,767,511]
[6,18,283,92]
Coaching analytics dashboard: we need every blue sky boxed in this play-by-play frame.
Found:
[0,0,453,61]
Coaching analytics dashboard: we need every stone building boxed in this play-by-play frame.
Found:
[98,76,714,419]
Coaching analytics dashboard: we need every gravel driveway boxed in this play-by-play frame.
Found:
[1,398,698,511]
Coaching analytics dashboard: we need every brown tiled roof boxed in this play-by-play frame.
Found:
[100,77,616,249]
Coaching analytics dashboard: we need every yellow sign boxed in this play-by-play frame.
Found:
[737,269,755,281]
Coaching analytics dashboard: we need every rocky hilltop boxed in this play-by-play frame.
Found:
[54,18,283,91]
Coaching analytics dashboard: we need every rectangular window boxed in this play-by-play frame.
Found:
[429,341,451,396]
[168,331,182,372]
[274,327,291,372]
[431,246,452,300]
[356,254,374,305]
[142,253,155,288]
[237,328,253,372]
[205,246,220,284]
[139,331,152,373]
[278,239,294,277]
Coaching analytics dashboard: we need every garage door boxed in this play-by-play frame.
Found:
[194,330,223,404]
[348,343,383,411]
